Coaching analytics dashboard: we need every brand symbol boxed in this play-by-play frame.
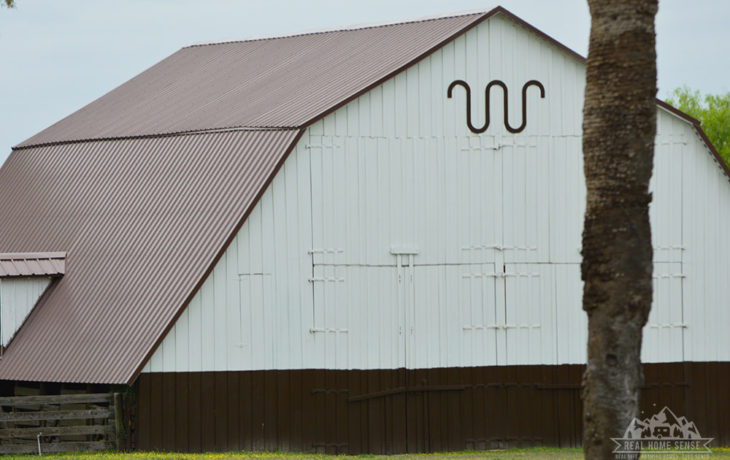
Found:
[611,406,713,455]
[447,79,545,134]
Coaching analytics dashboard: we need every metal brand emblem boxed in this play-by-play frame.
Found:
[447,79,545,134]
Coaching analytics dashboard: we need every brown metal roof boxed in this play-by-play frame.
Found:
[0,252,66,278]
[2,8,504,385]
[0,7,722,385]
[17,11,489,149]
[0,129,301,383]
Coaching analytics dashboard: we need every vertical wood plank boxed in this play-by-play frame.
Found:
[174,374,189,452]
[201,372,216,451]
[136,375,151,450]
[227,372,240,451]
[214,372,228,451]
[188,373,202,452]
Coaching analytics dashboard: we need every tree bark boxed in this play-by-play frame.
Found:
[581,1,658,459]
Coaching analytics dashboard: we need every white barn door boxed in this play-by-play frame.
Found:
[310,261,404,370]
[309,131,555,369]
[499,141,555,365]
[395,253,415,369]
[501,264,554,365]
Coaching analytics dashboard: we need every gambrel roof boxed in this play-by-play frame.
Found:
[0,7,722,384]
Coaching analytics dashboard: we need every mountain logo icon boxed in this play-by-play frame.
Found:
[612,406,713,454]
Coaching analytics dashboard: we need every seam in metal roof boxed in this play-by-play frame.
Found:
[12,126,300,151]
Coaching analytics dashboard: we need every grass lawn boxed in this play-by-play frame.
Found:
[2,447,729,460]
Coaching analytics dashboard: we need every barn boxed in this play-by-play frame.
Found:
[0,6,728,454]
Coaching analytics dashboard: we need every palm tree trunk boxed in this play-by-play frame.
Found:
[581,1,658,458]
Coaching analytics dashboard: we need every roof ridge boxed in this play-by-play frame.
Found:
[185,8,491,48]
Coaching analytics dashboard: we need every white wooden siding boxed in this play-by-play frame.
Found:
[143,13,729,373]
[0,277,51,348]
[679,112,730,363]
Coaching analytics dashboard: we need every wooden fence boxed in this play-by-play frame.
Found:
[0,392,123,454]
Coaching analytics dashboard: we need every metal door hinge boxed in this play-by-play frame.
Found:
[309,328,349,334]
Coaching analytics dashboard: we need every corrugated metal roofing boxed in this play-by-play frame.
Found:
[2,7,504,385]
[0,252,66,277]
[0,129,301,383]
[0,6,721,385]
[17,11,488,148]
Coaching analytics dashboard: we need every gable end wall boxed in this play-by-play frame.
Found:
[142,14,730,374]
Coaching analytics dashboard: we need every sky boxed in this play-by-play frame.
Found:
[0,0,728,164]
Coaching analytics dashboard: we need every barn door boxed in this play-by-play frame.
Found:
[497,140,554,365]
[407,263,500,369]
[310,259,406,370]
[307,249,421,370]
[642,262,685,362]
[395,253,416,369]
[500,141,549,263]
[500,263,555,365]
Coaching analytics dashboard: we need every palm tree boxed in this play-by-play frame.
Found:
[581,0,658,458]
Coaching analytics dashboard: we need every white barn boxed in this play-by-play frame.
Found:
[0,6,727,453]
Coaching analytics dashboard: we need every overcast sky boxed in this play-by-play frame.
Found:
[0,0,727,164]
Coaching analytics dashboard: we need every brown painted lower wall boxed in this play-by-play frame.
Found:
[133,362,729,453]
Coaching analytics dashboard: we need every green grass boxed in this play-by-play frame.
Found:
[3,447,730,460]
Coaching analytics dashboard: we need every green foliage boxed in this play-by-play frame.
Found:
[667,87,730,166]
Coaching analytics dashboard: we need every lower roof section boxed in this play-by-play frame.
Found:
[0,128,302,384]
[0,252,66,278]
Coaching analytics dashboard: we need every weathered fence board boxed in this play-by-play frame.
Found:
[0,408,113,422]
[0,424,114,439]
[0,392,120,455]
[0,440,113,454]
[0,393,112,407]
[113,392,123,450]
